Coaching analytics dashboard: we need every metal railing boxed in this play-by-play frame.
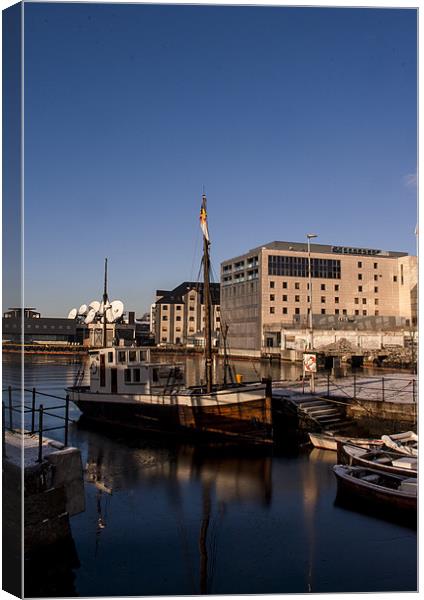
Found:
[2,386,75,463]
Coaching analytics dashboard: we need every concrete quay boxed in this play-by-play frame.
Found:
[3,431,85,555]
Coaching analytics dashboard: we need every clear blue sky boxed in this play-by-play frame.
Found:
[21,3,417,316]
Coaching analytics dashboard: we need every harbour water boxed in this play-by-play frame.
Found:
[3,354,417,596]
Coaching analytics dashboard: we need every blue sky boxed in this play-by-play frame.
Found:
[20,3,417,316]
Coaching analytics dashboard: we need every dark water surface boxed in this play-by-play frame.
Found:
[3,355,417,596]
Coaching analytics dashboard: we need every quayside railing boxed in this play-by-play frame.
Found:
[2,386,77,463]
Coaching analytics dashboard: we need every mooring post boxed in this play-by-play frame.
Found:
[37,405,44,463]
[2,402,6,458]
[382,377,385,403]
[8,386,13,431]
[31,388,36,433]
[64,394,70,447]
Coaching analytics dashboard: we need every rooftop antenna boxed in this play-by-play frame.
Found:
[103,258,108,347]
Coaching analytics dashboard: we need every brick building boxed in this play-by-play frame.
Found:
[154,282,220,346]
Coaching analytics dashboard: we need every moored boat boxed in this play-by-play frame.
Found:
[309,431,383,452]
[67,194,273,445]
[341,444,417,477]
[381,431,418,457]
[333,465,417,517]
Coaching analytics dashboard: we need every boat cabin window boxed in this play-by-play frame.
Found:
[129,351,137,362]
[133,368,141,382]
[107,352,113,363]
[139,351,147,362]
[124,369,131,383]
[118,351,126,363]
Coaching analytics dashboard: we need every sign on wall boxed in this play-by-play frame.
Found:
[303,353,317,373]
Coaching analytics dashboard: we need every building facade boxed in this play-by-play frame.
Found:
[154,282,220,346]
[220,241,417,355]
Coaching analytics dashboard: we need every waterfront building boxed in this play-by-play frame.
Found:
[2,307,84,344]
[220,241,417,357]
[153,282,220,346]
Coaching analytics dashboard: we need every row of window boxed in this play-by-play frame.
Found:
[106,350,148,363]
[161,305,220,312]
[269,294,378,304]
[357,261,379,269]
[268,255,341,279]
[269,307,380,316]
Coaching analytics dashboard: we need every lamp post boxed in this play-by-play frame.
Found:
[306,234,318,393]
[307,234,318,349]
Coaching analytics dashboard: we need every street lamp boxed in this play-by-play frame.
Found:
[306,234,318,349]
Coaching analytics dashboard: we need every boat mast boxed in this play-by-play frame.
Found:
[200,193,213,393]
[103,258,108,348]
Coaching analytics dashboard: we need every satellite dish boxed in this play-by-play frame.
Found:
[67,308,78,319]
[88,300,100,313]
[106,300,124,322]
[78,304,88,316]
[85,308,96,324]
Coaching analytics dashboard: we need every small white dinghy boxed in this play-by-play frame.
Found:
[342,444,418,477]
[381,431,418,457]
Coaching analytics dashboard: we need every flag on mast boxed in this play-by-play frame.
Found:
[200,195,210,242]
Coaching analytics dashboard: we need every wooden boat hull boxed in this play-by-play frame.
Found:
[342,444,418,477]
[309,432,383,452]
[333,465,417,516]
[71,390,273,445]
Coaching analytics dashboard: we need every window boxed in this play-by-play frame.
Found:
[295,295,300,302]
[335,284,339,291]
[321,309,326,314]
[374,287,378,293]
[358,261,362,268]
[108,352,113,363]
[189,316,195,321]
[343,309,347,315]
[270,294,275,301]
[268,255,341,279]
[152,368,159,382]
[176,327,181,332]
[163,305,168,311]
[358,273,362,280]
[355,310,359,315]
[358,286,362,292]
[176,316,181,321]
[335,309,340,315]
[374,275,378,281]
[321,284,326,291]
[282,295,288,302]
[282,281,288,289]
[118,351,126,363]
[321,296,325,303]
[393,275,398,282]
[189,306,195,311]
[133,368,141,383]
[374,262,378,269]
[355,298,359,304]
[363,310,367,316]
[162,316,168,321]
[282,307,288,314]
[124,369,131,383]
[270,307,275,314]
[375,310,379,316]
[295,282,300,290]
[335,297,339,304]
[129,351,137,361]
[375,298,379,305]
[176,306,181,311]
[362,299,367,304]
[295,308,300,315]
[270,281,275,288]
[161,337,167,342]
